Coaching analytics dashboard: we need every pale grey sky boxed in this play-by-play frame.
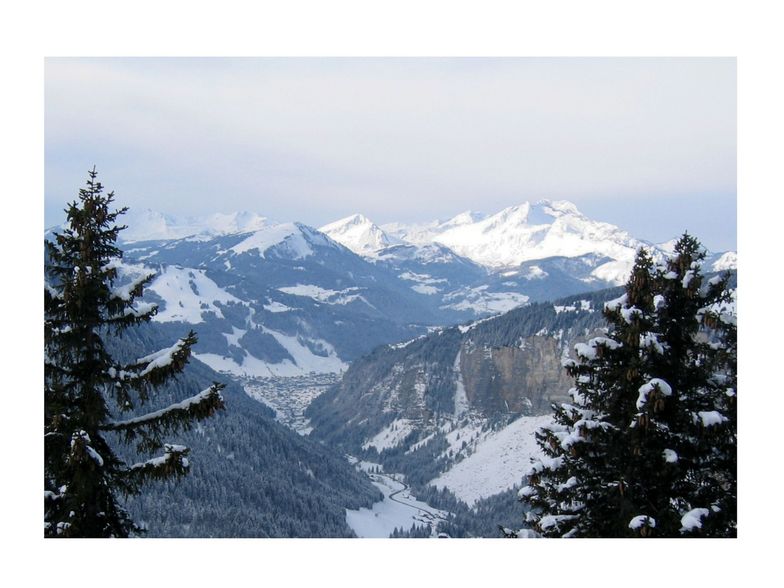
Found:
[45,57,736,250]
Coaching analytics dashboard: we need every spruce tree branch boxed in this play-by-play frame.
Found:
[106,270,156,304]
[101,384,225,434]
[108,334,196,390]
[121,444,192,485]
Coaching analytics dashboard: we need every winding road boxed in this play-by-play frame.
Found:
[345,456,449,537]
[370,472,446,530]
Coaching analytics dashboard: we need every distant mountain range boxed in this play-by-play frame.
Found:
[321,200,730,284]
[45,200,736,378]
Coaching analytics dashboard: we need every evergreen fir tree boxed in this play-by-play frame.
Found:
[44,168,225,538]
[518,235,736,537]
[644,233,737,536]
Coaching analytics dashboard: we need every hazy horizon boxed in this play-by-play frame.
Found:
[45,57,736,251]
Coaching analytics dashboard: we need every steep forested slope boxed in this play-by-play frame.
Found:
[110,325,381,537]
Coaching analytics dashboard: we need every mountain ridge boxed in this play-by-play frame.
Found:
[45,200,736,377]
[45,199,736,279]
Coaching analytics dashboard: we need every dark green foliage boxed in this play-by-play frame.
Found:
[519,235,737,537]
[101,324,382,537]
[405,486,528,538]
[390,523,432,538]
[122,376,383,537]
[377,435,453,488]
[44,169,224,538]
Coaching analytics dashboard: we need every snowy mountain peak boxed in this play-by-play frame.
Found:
[228,221,339,261]
[319,214,401,256]
[119,208,182,242]
[535,199,582,218]
[381,212,487,247]
[710,251,737,272]
[480,200,584,233]
[337,213,373,227]
[481,203,532,231]
[442,210,487,228]
[433,199,646,279]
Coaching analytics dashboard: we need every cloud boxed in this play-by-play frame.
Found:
[45,57,735,248]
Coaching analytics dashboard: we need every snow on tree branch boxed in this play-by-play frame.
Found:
[69,431,104,468]
[106,334,197,394]
[109,270,156,302]
[103,384,225,434]
[125,444,191,483]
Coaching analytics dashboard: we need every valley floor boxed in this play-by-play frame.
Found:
[237,373,550,537]
[345,458,449,538]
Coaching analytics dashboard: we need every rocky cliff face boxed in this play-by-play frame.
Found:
[459,334,578,415]
[307,289,621,451]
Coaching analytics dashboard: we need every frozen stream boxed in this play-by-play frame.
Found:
[345,458,449,538]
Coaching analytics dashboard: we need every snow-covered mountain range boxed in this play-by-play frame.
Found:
[325,200,640,266]
[45,199,736,378]
[68,199,735,282]
[381,211,488,247]
[321,199,732,285]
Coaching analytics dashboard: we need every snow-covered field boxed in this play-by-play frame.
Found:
[430,414,552,506]
[345,459,449,538]
[441,286,529,314]
[361,419,417,451]
[398,271,447,296]
[194,325,347,378]
[147,266,241,324]
[277,284,369,306]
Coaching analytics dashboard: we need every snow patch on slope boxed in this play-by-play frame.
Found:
[430,414,552,506]
[399,271,447,295]
[590,258,635,285]
[453,350,469,419]
[263,300,295,313]
[194,327,347,377]
[441,286,529,314]
[278,284,369,306]
[362,419,417,451]
[230,223,315,258]
[148,266,240,324]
